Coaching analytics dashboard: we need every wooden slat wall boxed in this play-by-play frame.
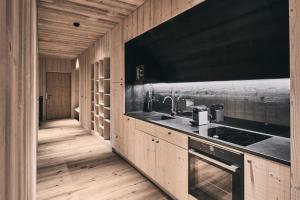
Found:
[0,0,38,200]
[39,56,78,121]
[78,33,111,129]
[71,67,80,118]
[78,0,204,130]
[290,0,300,199]
[0,1,7,198]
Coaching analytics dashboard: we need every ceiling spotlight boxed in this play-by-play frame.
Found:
[73,22,80,27]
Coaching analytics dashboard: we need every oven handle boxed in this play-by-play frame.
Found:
[189,149,239,173]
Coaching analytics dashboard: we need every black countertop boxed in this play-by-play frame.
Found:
[125,111,290,165]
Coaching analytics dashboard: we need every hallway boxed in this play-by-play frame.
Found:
[37,119,169,200]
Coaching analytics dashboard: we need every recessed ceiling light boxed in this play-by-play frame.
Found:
[73,22,80,27]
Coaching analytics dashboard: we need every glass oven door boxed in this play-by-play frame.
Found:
[189,150,241,200]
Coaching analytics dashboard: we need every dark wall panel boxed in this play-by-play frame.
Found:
[125,0,290,83]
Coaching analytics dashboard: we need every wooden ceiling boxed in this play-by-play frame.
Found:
[38,0,145,59]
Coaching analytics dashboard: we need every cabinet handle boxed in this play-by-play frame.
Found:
[127,118,130,121]
[152,139,155,141]
[156,140,159,143]
[168,132,172,135]
[120,83,123,86]
[247,160,254,183]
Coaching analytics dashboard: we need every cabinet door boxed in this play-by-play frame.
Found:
[134,130,148,172]
[134,130,156,178]
[111,133,125,155]
[111,45,124,83]
[156,139,188,200]
[111,82,123,137]
[124,116,136,162]
[245,154,290,200]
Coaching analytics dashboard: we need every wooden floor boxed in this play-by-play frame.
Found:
[37,119,169,200]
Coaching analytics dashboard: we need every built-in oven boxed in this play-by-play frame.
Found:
[189,138,244,200]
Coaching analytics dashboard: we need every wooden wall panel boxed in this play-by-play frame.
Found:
[0,0,38,200]
[71,65,79,118]
[79,47,93,129]
[290,0,300,199]
[39,56,78,121]
[122,0,205,42]
[78,32,112,129]
[0,0,8,198]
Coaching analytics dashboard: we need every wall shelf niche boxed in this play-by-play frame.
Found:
[91,57,111,140]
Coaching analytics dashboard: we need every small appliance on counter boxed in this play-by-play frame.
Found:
[191,105,210,126]
[210,104,224,122]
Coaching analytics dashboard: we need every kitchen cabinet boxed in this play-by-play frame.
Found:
[111,82,123,136]
[244,153,290,200]
[111,45,124,83]
[111,133,125,156]
[156,126,188,149]
[135,119,157,136]
[156,138,188,200]
[134,130,156,177]
[134,126,188,200]
[111,82,124,154]
[123,116,136,162]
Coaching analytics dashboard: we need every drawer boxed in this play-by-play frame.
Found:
[156,126,188,149]
[135,119,156,136]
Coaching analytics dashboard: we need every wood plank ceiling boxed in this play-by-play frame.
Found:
[38,0,145,59]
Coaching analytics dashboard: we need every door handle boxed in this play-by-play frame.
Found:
[247,160,255,183]
[189,149,239,172]
[46,93,52,99]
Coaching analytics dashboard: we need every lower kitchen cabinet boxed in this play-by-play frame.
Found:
[134,130,156,177]
[156,138,188,200]
[111,82,124,154]
[111,82,124,137]
[244,153,290,200]
[123,116,136,162]
[134,129,188,200]
[111,133,125,155]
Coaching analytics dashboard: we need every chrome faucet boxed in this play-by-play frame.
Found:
[162,96,176,116]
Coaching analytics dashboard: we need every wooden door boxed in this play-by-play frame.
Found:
[46,72,71,120]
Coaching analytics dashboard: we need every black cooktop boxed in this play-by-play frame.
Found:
[195,126,272,146]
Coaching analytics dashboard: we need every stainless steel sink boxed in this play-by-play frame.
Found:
[147,115,175,121]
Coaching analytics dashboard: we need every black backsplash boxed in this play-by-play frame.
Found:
[125,79,290,127]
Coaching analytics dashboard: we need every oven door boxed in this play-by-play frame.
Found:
[189,149,242,200]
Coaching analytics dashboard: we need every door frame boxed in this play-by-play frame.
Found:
[45,72,72,120]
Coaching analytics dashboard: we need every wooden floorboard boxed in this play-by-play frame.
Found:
[37,119,169,200]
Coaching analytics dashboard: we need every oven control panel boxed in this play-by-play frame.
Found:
[189,138,243,166]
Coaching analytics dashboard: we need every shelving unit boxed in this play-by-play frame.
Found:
[91,57,110,140]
